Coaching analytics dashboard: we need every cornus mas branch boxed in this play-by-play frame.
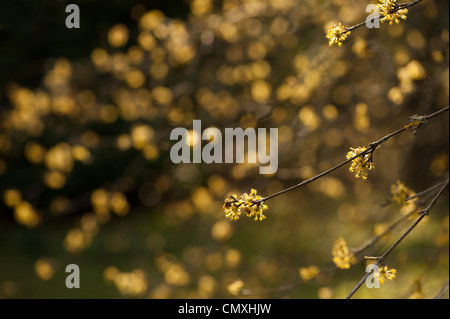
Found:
[238,178,447,296]
[381,179,448,206]
[345,0,423,32]
[351,177,449,254]
[346,178,449,299]
[327,0,423,46]
[256,106,449,204]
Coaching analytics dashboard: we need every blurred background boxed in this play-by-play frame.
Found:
[0,0,448,299]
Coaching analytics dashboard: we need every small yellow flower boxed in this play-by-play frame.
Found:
[227,279,244,296]
[223,195,241,221]
[332,237,355,269]
[346,146,374,180]
[223,189,268,222]
[326,23,351,47]
[378,0,408,25]
[376,265,397,284]
[299,265,320,281]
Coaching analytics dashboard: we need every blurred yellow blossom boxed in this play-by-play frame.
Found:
[299,265,319,281]
[332,237,355,269]
[3,189,22,208]
[34,258,54,281]
[131,124,154,150]
[24,142,47,164]
[164,264,191,286]
[64,228,92,254]
[391,181,414,205]
[113,269,148,296]
[227,279,244,296]
[44,170,67,189]
[110,192,130,216]
[108,24,129,47]
[14,201,39,228]
[211,220,234,242]
[45,143,74,173]
[103,266,119,282]
[191,0,213,16]
[72,145,91,162]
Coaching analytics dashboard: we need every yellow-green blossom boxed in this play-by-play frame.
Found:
[332,237,355,269]
[376,265,397,284]
[299,265,319,281]
[378,0,408,25]
[223,189,268,222]
[346,146,374,180]
[326,23,350,47]
[227,279,244,296]
[223,194,241,221]
[391,180,415,205]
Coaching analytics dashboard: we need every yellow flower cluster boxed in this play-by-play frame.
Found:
[223,189,268,221]
[391,181,412,205]
[390,181,418,215]
[378,0,408,25]
[376,265,397,284]
[346,146,374,180]
[326,23,351,47]
[104,266,148,296]
[332,237,355,269]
